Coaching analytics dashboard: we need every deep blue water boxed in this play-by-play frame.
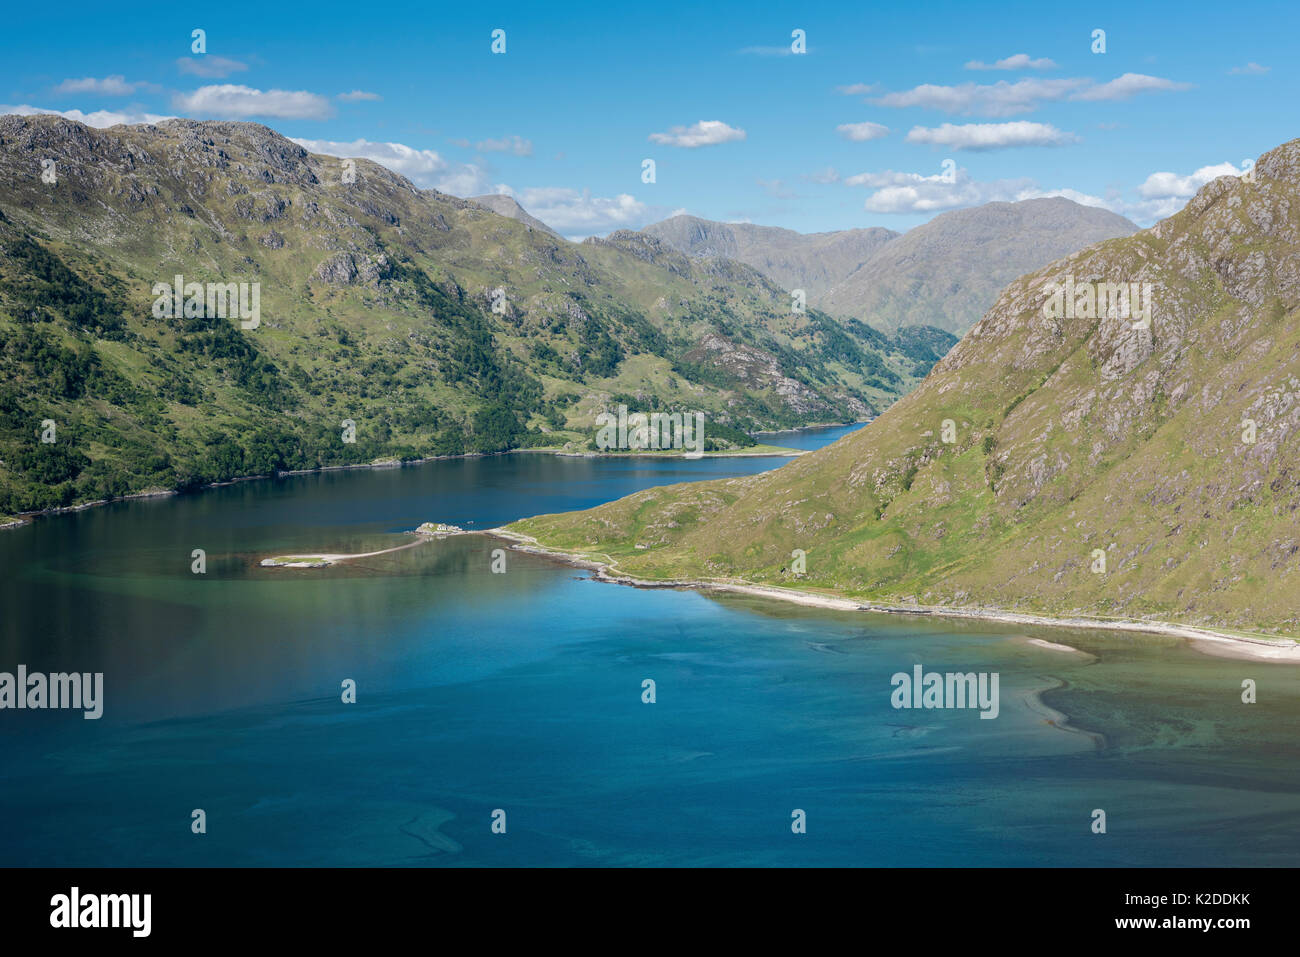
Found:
[2,441,1299,866]
[755,421,865,450]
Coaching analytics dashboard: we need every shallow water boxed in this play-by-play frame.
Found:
[1,446,1297,866]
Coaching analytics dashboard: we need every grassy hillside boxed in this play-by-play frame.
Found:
[512,139,1300,636]
[0,114,954,516]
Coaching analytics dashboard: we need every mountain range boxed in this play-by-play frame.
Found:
[0,114,951,516]
[640,215,899,303]
[512,138,1300,636]
[642,199,1139,336]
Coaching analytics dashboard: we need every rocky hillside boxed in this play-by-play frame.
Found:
[645,199,1138,335]
[0,114,953,515]
[513,140,1300,636]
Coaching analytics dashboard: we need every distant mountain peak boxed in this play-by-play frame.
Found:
[641,215,900,302]
[819,197,1138,335]
[644,199,1138,336]
[469,193,562,238]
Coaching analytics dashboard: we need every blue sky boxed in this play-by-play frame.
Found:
[2,0,1294,238]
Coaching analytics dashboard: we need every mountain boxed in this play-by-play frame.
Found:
[512,140,1300,636]
[820,198,1141,335]
[644,200,1139,336]
[469,193,562,238]
[0,114,954,516]
[641,215,898,302]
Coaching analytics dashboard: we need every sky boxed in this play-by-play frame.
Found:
[1,0,1294,239]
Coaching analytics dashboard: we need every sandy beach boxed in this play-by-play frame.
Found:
[488,528,1300,664]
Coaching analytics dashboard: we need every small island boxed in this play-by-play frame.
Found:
[413,522,464,536]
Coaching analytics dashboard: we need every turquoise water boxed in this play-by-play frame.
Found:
[2,446,1299,866]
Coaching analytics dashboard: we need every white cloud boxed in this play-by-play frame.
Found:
[905,121,1079,150]
[0,103,173,128]
[338,90,382,101]
[844,156,1249,224]
[738,46,799,56]
[1038,162,1251,224]
[292,137,445,179]
[506,186,658,234]
[836,121,890,142]
[1024,187,1112,208]
[845,166,1113,215]
[648,120,746,148]
[872,73,1189,116]
[756,178,797,199]
[474,135,533,156]
[802,166,840,184]
[843,168,987,213]
[1119,162,1252,221]
[53,75,147,96]
[872,77,1088,116]
[289,136,495,194]
[1228,62,1270,75]
[1137,162,1245,199]
[965,54,1057,71]
[434,164,497,196]
[173,85,335,120]
[835,83,878,95]
[175,56,248,79]
[861,180,1025,214]
[1071,73,1191,101]
[844,169,938,189]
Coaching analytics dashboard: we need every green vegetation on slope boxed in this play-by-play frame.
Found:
[512,139,1300,636]
[0,114,955,515]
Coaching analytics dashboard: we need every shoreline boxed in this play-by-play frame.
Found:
[753,419,871,437]
[1,443,808,529]
[487,528,1300,664]
[549,447,803,460]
